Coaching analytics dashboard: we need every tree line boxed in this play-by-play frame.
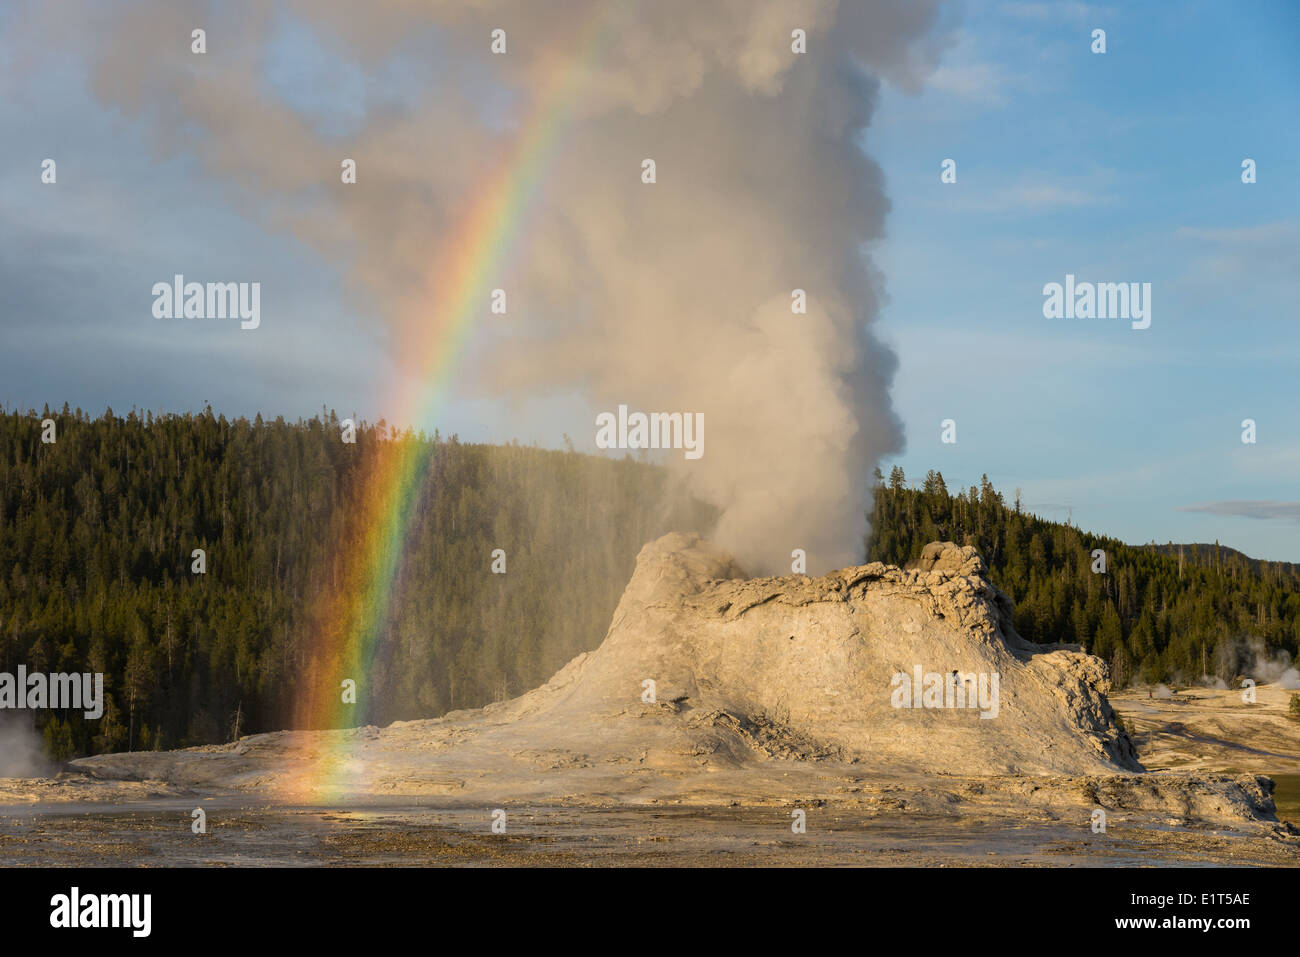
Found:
[5,406,1294,761]
[865,467,1300,688]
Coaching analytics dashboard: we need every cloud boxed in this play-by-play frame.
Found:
[1175,223,1298,244]
[1174,222,1300,284]
[926,60,1013,104]
[992,184,1102,208]
[999,2,1104,23]
[1178,501,1300,522]
[939,181,1109,213]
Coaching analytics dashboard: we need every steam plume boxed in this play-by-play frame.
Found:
[26,0,955,572]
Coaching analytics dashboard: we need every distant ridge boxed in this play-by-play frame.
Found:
[1142,542,1300,577]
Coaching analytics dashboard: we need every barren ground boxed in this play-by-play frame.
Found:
[2,539,1297,866]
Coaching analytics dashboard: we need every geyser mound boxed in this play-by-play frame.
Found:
[71,532,1149,797]
[476,533,1141,777]
[50,535,1293,850]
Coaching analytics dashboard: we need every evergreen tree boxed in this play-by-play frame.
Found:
[0,408,714,757]
[865,471,1300,686]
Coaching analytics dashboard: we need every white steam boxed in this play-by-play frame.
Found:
[1221,637,1300,689]
[0,715,51,778]
[26,0,957,573]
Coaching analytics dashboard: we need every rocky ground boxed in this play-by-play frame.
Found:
[1,535,1296,866]
[1110,683,1300,775]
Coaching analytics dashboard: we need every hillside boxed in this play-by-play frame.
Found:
[0,406,713,757]
[1144,542,1300,578]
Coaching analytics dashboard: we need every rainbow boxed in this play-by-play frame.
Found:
[281,6,621,801]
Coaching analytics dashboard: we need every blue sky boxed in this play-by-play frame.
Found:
[870,0,1300,559]
[2,0,1297,560]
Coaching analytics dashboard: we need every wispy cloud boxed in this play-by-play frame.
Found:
[1179,501,1300,522]
[939,182,1111,213]
[1175,223,1298,244]
[927,60,1014,105]
[999,2,1108,23]
[1174,222,1300,283]
[999,184,1101,207]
